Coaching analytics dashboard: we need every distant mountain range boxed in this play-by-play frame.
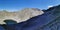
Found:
[0,8,44,24]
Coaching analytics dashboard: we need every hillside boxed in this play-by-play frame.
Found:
[0,8,44,24]
[3,5,60,30]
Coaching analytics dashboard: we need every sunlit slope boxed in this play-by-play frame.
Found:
[0,8,44,24]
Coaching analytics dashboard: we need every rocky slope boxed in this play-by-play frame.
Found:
[2,5,60,30]
[0,8,44,24]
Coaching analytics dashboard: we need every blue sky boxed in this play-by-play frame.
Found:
[0,0,60,11]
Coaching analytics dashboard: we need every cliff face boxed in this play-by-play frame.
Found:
[0,8,44,24]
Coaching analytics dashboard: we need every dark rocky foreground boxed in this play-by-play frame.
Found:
[0,5,60,30]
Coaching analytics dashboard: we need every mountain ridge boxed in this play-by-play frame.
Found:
[0,8,44,24]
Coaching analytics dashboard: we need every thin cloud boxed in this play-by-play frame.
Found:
[48,5,53,8]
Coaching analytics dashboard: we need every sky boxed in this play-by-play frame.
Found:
[0,0,60,12]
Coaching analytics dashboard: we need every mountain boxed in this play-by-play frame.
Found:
[1,5,60,30]
[0,8,44,24]
[17,8,44,21]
